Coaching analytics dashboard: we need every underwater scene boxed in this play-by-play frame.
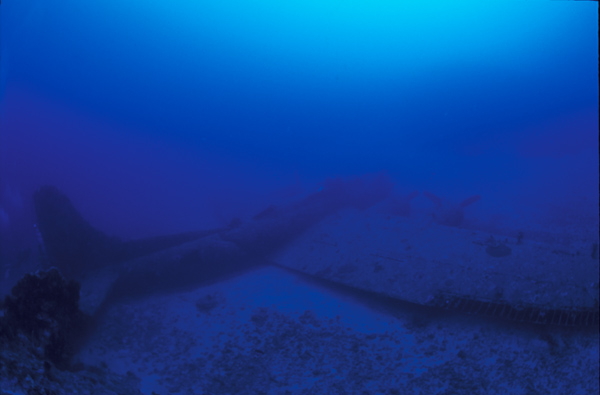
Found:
[0,0,598,394]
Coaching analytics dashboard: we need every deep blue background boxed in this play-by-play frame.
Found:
[0,0,597,256]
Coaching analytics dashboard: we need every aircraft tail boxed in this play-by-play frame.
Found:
[33,186,219,278]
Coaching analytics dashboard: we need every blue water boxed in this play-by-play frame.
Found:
[1,0,598,244]
[0,0,598,268]
[0,1,598,393]
[0,0,597,269]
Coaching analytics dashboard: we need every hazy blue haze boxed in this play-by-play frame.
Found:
[0,0,597,250]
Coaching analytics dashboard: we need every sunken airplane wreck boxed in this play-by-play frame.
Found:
[32,175,599,328]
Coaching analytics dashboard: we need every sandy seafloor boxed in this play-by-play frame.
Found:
[76,265,599,395]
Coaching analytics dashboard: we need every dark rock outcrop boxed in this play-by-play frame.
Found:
[1,268,89,370]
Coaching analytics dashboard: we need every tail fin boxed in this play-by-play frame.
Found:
[423,191,443,207]
[459,195,481,208]
[33,186,120,277]
[33,186,220,278]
